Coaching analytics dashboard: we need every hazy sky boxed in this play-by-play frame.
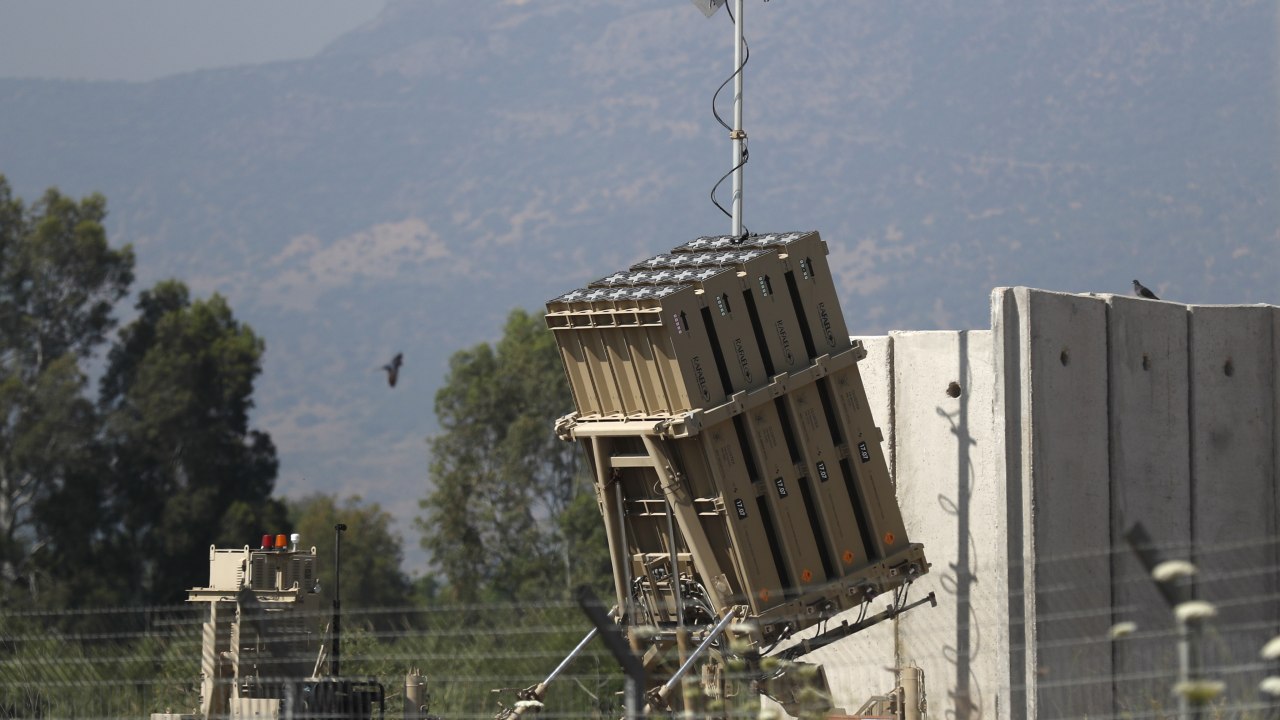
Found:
[0,0,385,82]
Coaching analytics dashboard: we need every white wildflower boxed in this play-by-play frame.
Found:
[1261,635,1280,661]
[1108,621,1138,640]
[1152,560,1197,583]
[1174,600,1217,624]
[1173,680,1225,703]
[1259,677,1280,697]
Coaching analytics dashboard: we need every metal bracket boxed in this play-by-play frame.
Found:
[778,591,938,661]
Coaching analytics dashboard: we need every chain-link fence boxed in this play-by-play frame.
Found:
[1,538,1277,720]
[0,601,632,720]
[803,533,1280,720]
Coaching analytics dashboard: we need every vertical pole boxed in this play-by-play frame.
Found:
[614,476,634,622]
[593,439,631,614]
[901,665,923,720]
[665,498,690,676]
[624,676,640,720]
[1186,619,1205,720]
[577,587,644,720]
[332,522,347,678]
[731,0,745,238]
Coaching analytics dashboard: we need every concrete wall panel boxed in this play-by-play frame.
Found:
[800,289,1278,720]
[891,330,1005,720]
[1020,289,1113,719]
[795,621,901,715]
[992,287,1032,720]
[1188,305,1277,702]
[800,330,1009,718]
[1103,294,1192,714]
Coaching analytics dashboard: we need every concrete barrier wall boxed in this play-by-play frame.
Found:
[1187,305,1278,704]
[1105,294,1192,714]
[892,330,1006,720]
[812,331,1008,717]
[1015,289,1116,718]
[814,288,1279,720]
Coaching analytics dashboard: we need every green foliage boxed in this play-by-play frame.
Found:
[0,609,199,719]
[0,177,135,371]
[0,602,626,720]
[288,493,414,619]
[337,603,625,720]
[218,497,290,551]
[0,175,133,605]
[99,280,280,604]
[0,177,333,611]
[20,355,118,607]
[558,490,613,597]
[417,309,610,603]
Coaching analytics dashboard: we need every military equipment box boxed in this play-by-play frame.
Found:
[547,231,927,645]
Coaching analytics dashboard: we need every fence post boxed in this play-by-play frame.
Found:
[575,586,644,720]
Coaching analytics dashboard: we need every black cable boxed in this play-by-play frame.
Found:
[757,622,793,656]
[709,163,745,233]
[710,6,747,135]
[709,3,751,241]
[893,579,913,612]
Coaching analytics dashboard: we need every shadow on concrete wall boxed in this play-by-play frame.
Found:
[935,331,982,720]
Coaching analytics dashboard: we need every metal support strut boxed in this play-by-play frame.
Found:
[649,607,740,711]
[500,627,601,720]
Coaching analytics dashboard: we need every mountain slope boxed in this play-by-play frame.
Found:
[1,0,1275,570]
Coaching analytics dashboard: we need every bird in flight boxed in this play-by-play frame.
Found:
[1132,279,1159,300]
[382,352,403,387]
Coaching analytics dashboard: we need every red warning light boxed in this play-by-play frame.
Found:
[261,534,272,549]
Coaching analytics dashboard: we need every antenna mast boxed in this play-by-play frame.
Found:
[730,0,745,238]
[694,0,750,238]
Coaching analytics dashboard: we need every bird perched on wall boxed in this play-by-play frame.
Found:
[382,352,403,387]
[1132,279,1159,300]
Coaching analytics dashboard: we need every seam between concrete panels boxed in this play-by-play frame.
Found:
[996,287,1029,720]
[1180,304,1195,569]
[1103,296,1120,716]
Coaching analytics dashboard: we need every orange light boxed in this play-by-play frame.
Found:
[842,550,855,565]
[883,532,896,545]
[275,534,288,549]
[801,569,813,583]
[758,588,770,602]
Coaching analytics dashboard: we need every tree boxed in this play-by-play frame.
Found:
[557,490,614,599]
[287,493,412,619]
[0,175,134,603]
[99,280,280,604]
[416,309,610,603]
[0,178,135,370]
[0,178,302,611]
